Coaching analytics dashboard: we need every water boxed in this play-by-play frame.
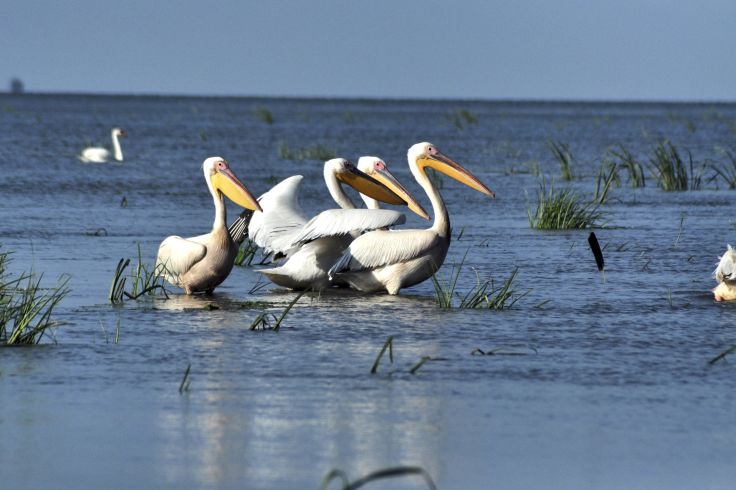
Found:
[1,94,736,489]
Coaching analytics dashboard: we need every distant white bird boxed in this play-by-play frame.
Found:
[234,158,428,290]
[328,142,494,295]
[79,127,127,163]
[713,244,736,301]
[155,157,261,294]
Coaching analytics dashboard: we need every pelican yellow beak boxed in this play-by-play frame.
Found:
[369,167,431,220]
[211,168,263,212]
[418,151,495,198]
[336,167,407,206]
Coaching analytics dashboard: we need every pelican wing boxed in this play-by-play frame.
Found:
[715,245,736,282]
[291,209,406,247]
[156,236,207,281]
[329,228,438,275]
[248,175,309,254]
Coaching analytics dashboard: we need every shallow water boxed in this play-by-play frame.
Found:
[1,94,736,489]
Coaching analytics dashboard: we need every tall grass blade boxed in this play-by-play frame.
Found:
[371,336,394,374]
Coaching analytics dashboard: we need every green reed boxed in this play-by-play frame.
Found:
[248,291,304,331]
[649,140,703,191]
[1,248,70,345]
[710,150,736,189]
[607,145,645,187]
[370,336,394,374]
[528,180,602,229]
[548,140,575,181]
[277,142,337,161]
[109,245,168,304]
[253,105,273,124]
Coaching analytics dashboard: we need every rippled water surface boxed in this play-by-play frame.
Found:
[1,94,736,489]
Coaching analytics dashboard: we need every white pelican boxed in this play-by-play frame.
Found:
[79,128,127,163]
[236,157,429,290]
[713,244,736,301]
[328,142,494,295]
[156,156,262,294]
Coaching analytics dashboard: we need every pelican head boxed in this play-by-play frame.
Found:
[324,157,407,205]
[357,156,430,219]
[203,156,262,211]
[409,142,495,197]
[112,127,128,138]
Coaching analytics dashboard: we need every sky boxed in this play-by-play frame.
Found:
[2,0,735,101]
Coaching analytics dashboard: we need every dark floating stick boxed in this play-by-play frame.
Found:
[709,345,736,365]
[179,363,191,393]
[321,465,437,490]
[588,232,605,272]
[370,336,394,374]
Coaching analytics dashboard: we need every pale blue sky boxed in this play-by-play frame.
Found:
[2,0,734,100]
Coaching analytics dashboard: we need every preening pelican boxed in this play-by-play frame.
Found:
[713,244,736,301]
[329,142,494,295]
[79,128,127,162]
[156,157,261,294]
[233,158,428,290]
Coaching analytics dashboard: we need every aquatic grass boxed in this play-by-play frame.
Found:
[109,246,168,304]
[321,466,437,490]
[710,150,736,189]
[370,336,394,374]
[234,239,259,266]
[709,345,736,365]
[179,364,191,393]
[446,108,478,129]
[432,253,525,309]
[649,140,704,191]
[528,181,602,230]
[471,346,538,356]
[1,249,70,345]
[607,145,645,188]
[278,142,337,161]
[253,105,274,124]
[248,291,304,331]
[548,140,575,181]
[409,356,432,374]
[593,161,619,205]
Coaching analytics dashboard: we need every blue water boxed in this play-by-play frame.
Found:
[1,94,736,489]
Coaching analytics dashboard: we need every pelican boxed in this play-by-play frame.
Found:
[156,156,261,294]
[328,142,494,295]
[79,127,127,163]
[713,244,736,301]
[233,157,429,290]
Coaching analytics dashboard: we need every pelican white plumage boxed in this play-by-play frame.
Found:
[328,142,494,295]
[156,157,261,294]
[713,244,736,301]
[236,157,429,290]
[79,128,127,163]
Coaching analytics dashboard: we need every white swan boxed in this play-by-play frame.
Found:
[79,128,127,163]
[713,244,736,301]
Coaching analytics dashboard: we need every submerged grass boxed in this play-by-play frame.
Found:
[528,180,602,229]
[248,291,304,331]
[432,253,526,309]
[278,142,337,161]
[649,140,704,191]
[109,245,168,304]
[321,466,437,490]
[1,248,70,345]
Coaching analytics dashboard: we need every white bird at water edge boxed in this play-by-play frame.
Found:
[156,157,262,295]
[231,157,429,290]
[713,244,736,301]
[328,142,495,295]
[78,127,127,163]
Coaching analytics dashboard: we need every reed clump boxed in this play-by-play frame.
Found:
[253,106,273,124]
[446,108,478,129]
[248,291,304,331]
[528,180,602,229]
[278,142,337,161]
[109,245,168,304]
[649,140,703,191]
[607,145,645,188]
[548,140,576,181]
[710,150,736,189]
[432,253,525,309]
[0,248,70,345]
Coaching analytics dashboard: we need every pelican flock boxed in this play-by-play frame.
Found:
[79,127,127,162]
[230,157,428,290]
[155,157,261,294]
